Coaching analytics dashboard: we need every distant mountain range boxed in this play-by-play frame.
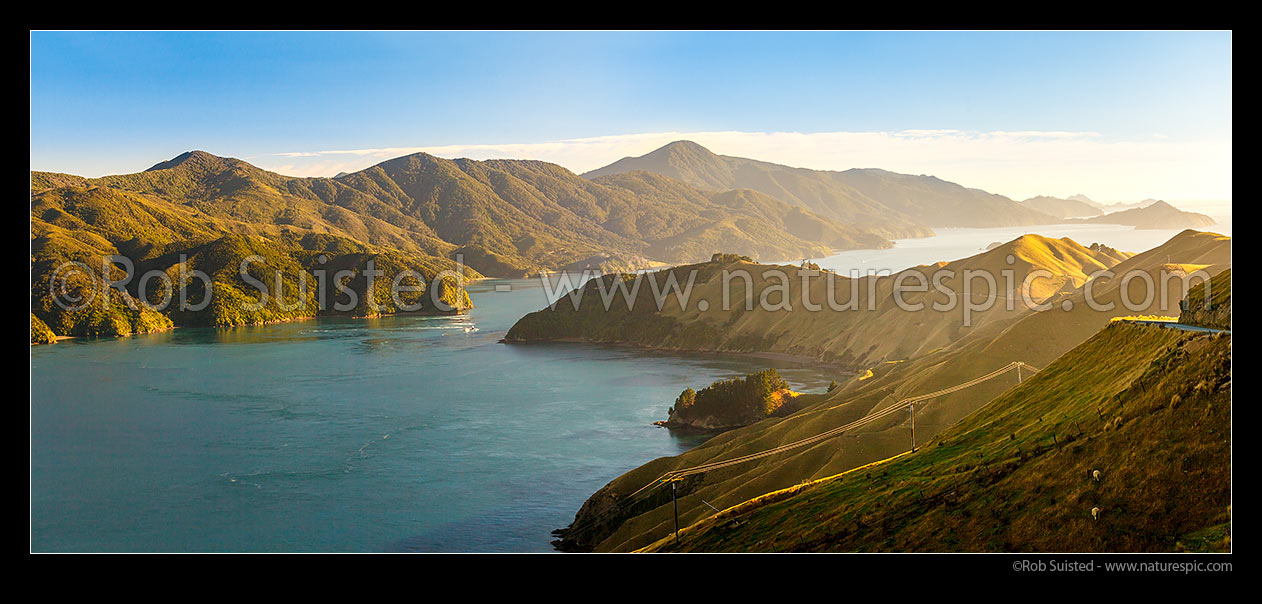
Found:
[1070,200,1216,229]
[1020,193,1216,227]
[585,141,1221,237]
[584,140,1056,234]
[1065,194,1170,213]
[1100,198,1163,212]
[1018,195,1104,218]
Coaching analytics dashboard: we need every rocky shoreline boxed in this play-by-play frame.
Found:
[651,418,742,435]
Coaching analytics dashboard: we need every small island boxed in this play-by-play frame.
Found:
[656,369,803,433]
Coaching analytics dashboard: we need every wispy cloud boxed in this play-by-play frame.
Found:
[253,130,1231,202]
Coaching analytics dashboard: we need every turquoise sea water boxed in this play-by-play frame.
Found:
[30,278,839,552]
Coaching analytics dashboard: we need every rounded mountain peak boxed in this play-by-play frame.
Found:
[145,150,233,172]
[654,140,717,158]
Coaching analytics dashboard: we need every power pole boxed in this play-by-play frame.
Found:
[1017,362,1022,383]
[671,480,680,546]
[909,403,916,452]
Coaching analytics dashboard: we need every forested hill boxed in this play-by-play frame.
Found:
[33,150,899,280]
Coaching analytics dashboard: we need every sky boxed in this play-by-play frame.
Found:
[30,31,1232,204]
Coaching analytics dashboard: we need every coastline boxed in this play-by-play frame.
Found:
[501,336,858,374]
[31,307,474,347]
[652,419,743,435]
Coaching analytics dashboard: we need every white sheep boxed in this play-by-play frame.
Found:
[1092,470,1101,482]
[1091,507,1101,520]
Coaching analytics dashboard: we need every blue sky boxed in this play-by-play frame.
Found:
[30,31,1231,201]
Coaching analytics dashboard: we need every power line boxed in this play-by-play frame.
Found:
[562,360,1041,545]
[628,361,1040,497]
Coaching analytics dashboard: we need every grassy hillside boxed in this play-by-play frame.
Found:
[644,322,1230,552]
[508,233,1132,368]
[825,229,1230,449]
[583,140,1058,233]
[548,230,1229,552]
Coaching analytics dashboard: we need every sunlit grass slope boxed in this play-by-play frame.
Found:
[645,323,1230,552]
